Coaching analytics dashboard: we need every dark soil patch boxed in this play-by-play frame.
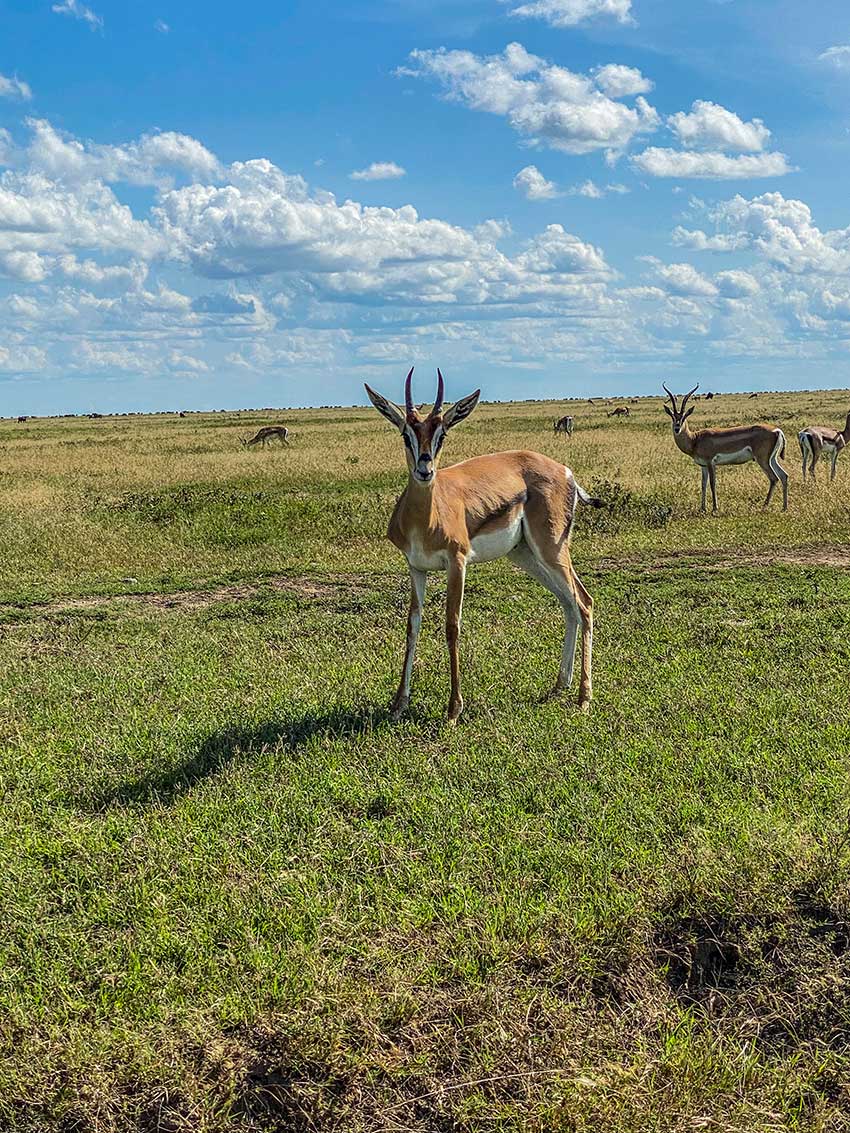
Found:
[654,895,850,1050]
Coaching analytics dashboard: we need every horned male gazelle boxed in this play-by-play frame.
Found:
[242,425,290,448]
[663,383,788,512]
[365,368,601,723]
[799,413,850,482]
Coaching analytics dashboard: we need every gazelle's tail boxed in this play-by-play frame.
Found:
[575,482,604,509]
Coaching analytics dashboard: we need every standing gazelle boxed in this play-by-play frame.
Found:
[799,413,850,482]
[663,383,788,512]
[365,368,602,722]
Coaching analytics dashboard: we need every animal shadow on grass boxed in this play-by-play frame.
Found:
[84,704,389,811]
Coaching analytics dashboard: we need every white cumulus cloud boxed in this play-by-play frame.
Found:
[506,0,634,28]
[631,148,793,179]
[513,164,560,199]
[644,257,718,297]
[715,269,760,298]
[349,162,407,181]
[669,100,771,152]
[592,64,653,98]
[402,42,659,157]
[24,119,222,186]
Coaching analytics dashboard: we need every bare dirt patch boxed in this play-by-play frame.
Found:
[592,542,850,575]
[0,573,374,620]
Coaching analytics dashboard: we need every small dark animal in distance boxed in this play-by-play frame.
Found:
[553,415,574,436]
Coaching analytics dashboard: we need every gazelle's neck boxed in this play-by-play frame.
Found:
[842,412,850,443]
[672,421,696,456]
[404,471,438,518]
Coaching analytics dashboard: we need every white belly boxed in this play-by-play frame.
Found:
[700,447,754,467]
[469,514,523,564]
[406,538,449,572]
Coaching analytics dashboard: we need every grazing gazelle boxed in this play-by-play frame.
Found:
[242,425,290,448]
[365,368,602,723]
[553,415,574,436]
[607,405,630,418]
[799,413,850,482]
[663,383,788,512]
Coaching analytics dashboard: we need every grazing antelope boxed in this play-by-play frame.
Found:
[607,406,630,418]
[365,368,601,723]
[662,383,788,512]
[799,413,850,482]
[242,425,290,448]
[553,415,574,436]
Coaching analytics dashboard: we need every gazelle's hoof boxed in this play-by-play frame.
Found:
[579,699,591,714]
[388,699,409,722]
[447,701,463,724]
[540,686,566,704]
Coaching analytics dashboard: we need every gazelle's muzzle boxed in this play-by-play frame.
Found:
[414,453,434,482]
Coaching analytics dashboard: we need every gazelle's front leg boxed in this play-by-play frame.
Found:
[707,462,719,512]
[700,466,708,512]
[446,555,467,723]
[389,567,427,720]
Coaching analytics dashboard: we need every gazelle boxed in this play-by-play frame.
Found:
[607,405,630,418]
[553,415,574,436]
[663,383,788,512]
[242,425,290,448]
[365,368,602,723]
[799,413,850,481]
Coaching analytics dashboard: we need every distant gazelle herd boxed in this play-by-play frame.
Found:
[361,368,850,723]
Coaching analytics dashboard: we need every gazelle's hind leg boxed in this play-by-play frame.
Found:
[763,432,789,511]
[799,434,810,480]
[509,540,593,710]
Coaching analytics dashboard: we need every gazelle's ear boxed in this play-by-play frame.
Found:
[443,389,481,430]
[684,407,695,419]
[364,384,406,431]
[663,404,673,418]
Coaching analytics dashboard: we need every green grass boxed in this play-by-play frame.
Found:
[2,561,850,1130]
[2,398,850,1129]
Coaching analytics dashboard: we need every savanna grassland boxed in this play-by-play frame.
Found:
[3,389,850,1132]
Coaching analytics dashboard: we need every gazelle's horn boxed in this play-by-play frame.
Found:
[432,368,445,417]
[680,383,700,409]
[661,382,677,409]
[404,366,415,416]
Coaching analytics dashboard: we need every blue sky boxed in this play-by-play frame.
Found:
[2,0,850,413]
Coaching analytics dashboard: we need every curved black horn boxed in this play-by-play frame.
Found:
[680,383,700,409]
[432,368,445,417]
[661,382,677,409]
[404,366,415,416]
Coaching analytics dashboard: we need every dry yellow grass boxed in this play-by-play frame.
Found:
[1,388,848,602]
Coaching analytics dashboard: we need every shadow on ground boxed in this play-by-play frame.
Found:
[84,703,390,809]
